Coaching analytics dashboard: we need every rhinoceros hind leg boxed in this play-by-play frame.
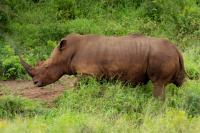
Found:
[152,82,165,100]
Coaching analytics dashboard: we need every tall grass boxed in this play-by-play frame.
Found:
[0,78,200,132]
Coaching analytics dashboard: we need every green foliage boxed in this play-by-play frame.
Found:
[2,56,23,80]
[0,41,25,80]
[56,77,200,117]
[0,78,200,132]
[184,47,200,79]
[140,109,200,133]
[184,80,200,116]
[56,77,152,116]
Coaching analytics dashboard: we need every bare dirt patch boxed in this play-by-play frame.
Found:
[0,76,77,103]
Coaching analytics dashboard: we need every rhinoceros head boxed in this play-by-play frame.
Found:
[20,39,68,87]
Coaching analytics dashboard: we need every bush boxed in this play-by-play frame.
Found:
[2,56,24,80]
[0,41,25,80]
[184,47,200,79]
[183,81,200,116]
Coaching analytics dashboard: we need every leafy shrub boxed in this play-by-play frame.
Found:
[2,56,24,80]
[0,41,25,80]
[0,8,8,33]
[183,81,200,116]
[166,80,200,116]
[184,47,200,79]
[53,0,77,20]
[139,0,200,39]
[2,0,33,11]
[141,0,163,22]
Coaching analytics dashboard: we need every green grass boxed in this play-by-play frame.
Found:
[0,78,200,132]
[2,109,200,133]
[0,95,45,119]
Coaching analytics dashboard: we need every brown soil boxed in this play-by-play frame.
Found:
[0,76,77,103]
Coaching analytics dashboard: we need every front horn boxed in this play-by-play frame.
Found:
[19,56,35,77]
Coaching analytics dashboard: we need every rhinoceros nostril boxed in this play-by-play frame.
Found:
[33,79,42,87]
[34,80,39,85]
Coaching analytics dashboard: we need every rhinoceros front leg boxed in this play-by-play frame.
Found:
[152,82,165,100]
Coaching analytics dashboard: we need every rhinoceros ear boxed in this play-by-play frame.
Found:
[59,39,67,51]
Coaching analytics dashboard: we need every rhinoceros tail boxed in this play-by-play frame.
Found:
[173,49,185,87]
